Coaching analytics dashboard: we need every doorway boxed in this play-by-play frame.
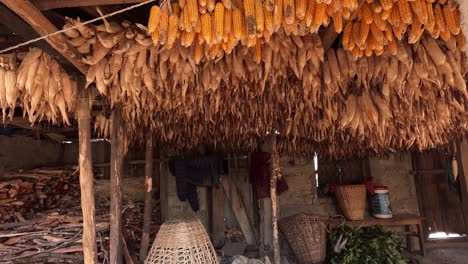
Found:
[412,149,467,240]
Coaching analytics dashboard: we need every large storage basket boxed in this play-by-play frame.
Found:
[145,219,218,264]
[279,214,327,264]
[335,185,367,220]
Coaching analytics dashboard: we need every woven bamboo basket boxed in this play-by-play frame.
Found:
[279,214,327,264]
[335,185,367,221]
[145,219,218,264]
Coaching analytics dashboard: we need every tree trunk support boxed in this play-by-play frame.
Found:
[139,133,154,262]
[77,87,98,264]
[110,108,124,264]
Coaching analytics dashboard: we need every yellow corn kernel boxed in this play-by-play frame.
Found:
[408,16,424,44]
[199,4,207,15]
[214,3,225,43]
[273,0,284,31]
[244,0,257,36]
[304,0,315,27]
[194,42,203,64]
[264,1,274,34]
[314,2,327,26]
[187,0,199,26]
[343,0,358,12]
[352,21,360,48]
[151,28,160,44]
[333,13,343,33]
[443,5,460,35]
[361,3,373,24]
[373,12,387,31]
[426,2,435,32]
[181,30,196,47]
[397,0,412,25]
[199,0,207,7]
[379,0,393,11]
[200,13,212,44]
[148,5,161,34]
[409,0,423,18]
[381,8,391,20]
[296,0,307,21]
[233,8,244,41]
[434,4,446,34]
[359,21,370,46]
[342,8,351,20]
[283,0,295,25]
[419,0,428,24]
[167,14,179,47]
[389,5,401,26]
[255,0,264,35]
[159,9,169,45]
[224,9,232,38]
[371,1,382,13]
[342,22,353,48]
[392,24,405,40]
[388,40,397,55]
[370,22,385,45]
[440,27,452,42]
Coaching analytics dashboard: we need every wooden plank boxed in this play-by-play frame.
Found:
[110,108,124,264]
[159,159,168,222]
[212,184,225,248]
[0,0,87,74]
[76,85,98,264]
[456,139,468,234]
[221,175,257,245]
[139,133,153,262]
[31,0,146,10]
[268,136,280,264]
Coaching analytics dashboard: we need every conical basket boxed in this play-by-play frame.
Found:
[279,214,327,264]
[145,219,218,264]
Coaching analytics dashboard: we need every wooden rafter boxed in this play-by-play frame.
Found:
[0,0,88,74]
[30,0,146,10]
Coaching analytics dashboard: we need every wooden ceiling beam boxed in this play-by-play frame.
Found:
[30,0,146,10]
[0,0,88,74]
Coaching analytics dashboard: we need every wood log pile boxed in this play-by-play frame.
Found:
[0,168,160,263]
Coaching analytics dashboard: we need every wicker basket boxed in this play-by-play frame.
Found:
[279,214,327,264]
[145,219,218,264]
[335,185,367,220]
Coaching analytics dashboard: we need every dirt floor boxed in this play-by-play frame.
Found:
[410,242,468,264]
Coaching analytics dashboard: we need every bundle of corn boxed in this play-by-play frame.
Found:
[16,48,77,125]
[342,0,465,57]
[59,17,468,158]
[147,0,357,60]
[94,112,112,138]
[0,54,18,122]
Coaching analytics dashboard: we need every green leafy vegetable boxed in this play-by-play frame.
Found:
[327,226,410,264]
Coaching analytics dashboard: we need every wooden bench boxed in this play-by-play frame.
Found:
[329,214,425,256]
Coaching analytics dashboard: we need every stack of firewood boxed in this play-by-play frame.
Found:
[0,167,161,263]
[0,168,80,223]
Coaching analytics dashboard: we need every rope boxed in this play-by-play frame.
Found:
[0,0,157,54]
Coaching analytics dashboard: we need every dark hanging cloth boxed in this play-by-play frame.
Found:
[249,151,288,199]
[169,155,225,212]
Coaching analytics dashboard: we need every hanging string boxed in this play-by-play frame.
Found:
[0,0,157,54]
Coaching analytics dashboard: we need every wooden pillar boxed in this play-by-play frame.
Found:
[110,108,124,264]
[268,136,280,264]
[212,184,225,248]
[139,133,154,262]
[159,158,168,222]
[77,88,98,264]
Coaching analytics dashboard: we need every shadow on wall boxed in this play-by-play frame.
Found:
[0,135,64,171]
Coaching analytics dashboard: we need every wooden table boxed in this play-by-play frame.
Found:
[329,214,425,256]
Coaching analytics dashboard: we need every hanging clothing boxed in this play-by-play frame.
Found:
[249,151,288,199]
[170,155,225,212]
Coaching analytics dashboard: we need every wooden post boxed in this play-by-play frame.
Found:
[139,133,154,262]
[110,108,124,264]
[77,87,98,264]
[159,159,168,222]
[212,184,225,248]
[268,135,280,264]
